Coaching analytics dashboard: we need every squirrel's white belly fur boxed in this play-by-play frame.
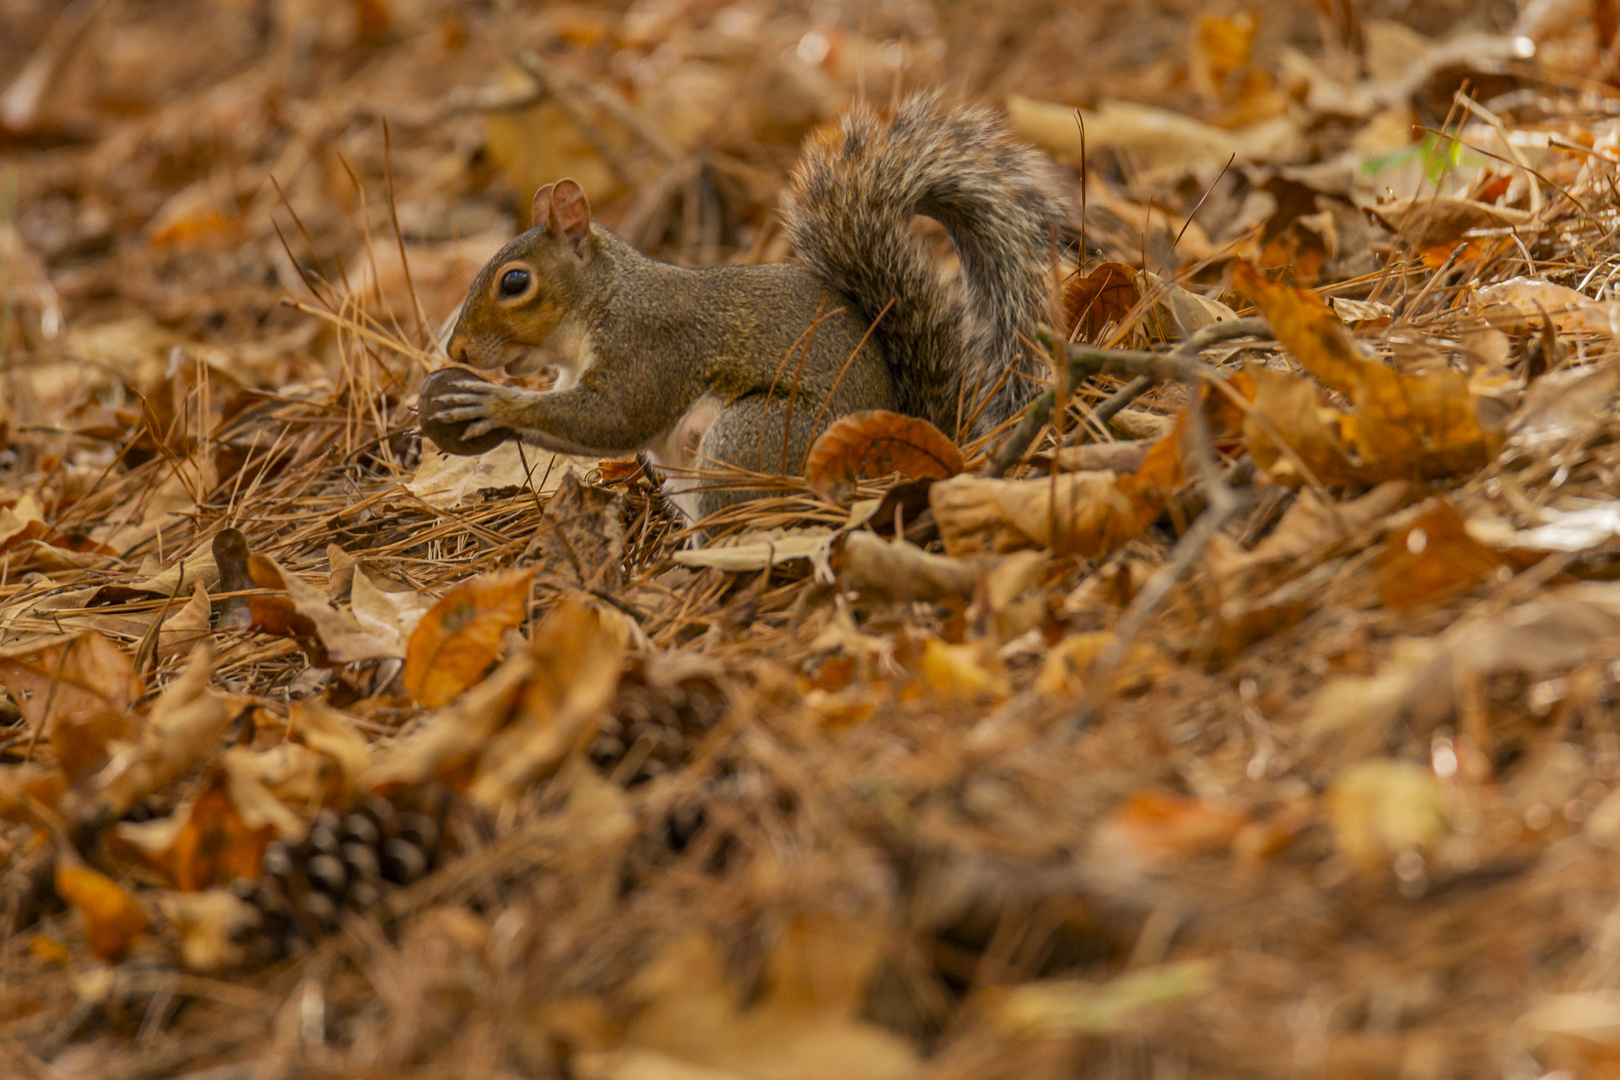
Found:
[646,392,724,523]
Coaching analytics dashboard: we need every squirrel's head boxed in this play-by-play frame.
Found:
[446,179,598,373]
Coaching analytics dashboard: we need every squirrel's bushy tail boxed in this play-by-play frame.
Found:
[781,92,1067,442]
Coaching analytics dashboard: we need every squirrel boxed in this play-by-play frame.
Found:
[419,93,1067,521]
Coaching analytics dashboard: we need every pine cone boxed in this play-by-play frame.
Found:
[235,785,450,962]
[589,655,726,785]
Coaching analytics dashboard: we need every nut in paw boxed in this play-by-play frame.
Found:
[418,368,514,456]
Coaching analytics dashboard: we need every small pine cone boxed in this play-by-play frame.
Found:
[234,784,453,962]
[590,656,726,785]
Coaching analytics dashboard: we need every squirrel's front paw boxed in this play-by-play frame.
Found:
[419,368,529,455]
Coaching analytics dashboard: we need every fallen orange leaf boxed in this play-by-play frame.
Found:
[55,860,149,961]
[805,410,963,500]
[1233,263,1503,482]
[1238,361,1381,487]
[28,935,71,966]
[1195,12,1256,90]
[1064,261,1140,341]
[167,779,279,891]
[1374,499,1507,610]
[404,568,535,707]
[1104,790,1250,859]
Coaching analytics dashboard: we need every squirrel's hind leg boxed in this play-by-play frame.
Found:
[686,393,822,521]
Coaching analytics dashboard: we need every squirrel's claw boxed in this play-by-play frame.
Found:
[432,404,494,424]
[431,390,493,407]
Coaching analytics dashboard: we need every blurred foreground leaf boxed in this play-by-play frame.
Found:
[990,962,1214,1035]
[55,859,148,962]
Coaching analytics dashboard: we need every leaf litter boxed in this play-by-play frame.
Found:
[8,1,1620,1078]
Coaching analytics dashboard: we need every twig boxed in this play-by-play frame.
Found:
[1068,373,1153,445]
[1072,351,1252,732]
[513,52,638,190]
[983,316,1270,477]
[572,80,678,164]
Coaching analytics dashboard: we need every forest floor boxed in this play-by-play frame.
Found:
[7,0,1620,1077]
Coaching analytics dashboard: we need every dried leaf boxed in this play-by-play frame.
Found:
[1063,264,1236,343]
[1309,581,1620,753]
[0,631,144,782]
[403,567,534,707]
[1507,362,1620,449]
[362,650,534,792]
[624,925,918,1080]
[72,642,232,821]
[1144,272,1239,336]
[210,741,328,812]
[124,775,278,891]
[673,529,836,572]
[932,427,1182,558]
[1469,503,1620,554]
[1035,631,1167,696]
[805,411,962,501]
[1369,197,1528,248]
[1330,297,1394,325]
[1009,95,1304,183]
[1475,276,1620,337]
[1234,262,1503,480]
[529,474,625,594]
[1193,13,1256,94]
[483,70,624,209]
[350,566,433,656]
[54,859,148,961]
[278,561,403,663]
[1237,363,1376,487]
[158,889,257,973]
[1098,790,1251,860]
[1373,499,1507,609]
[128,546,221,598]
[286,699,372,801]
[834,532,978,602]
[157,581,213,664]
[918,639,1007,700]
[468,598,625,807]
[242,595,324,662]
[1327,759,1444,872]
[0,492,49,551]
[1037,439,1156,475]
[991,962,1213,1035]
[218,747,323,839]
[1207,481,1413,596]
[1064,262,1140,340]
[0,762,66,824]
[409,438,589,508]
[1519,991,1620,1049]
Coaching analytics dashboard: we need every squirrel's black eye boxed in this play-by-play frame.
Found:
[498,268,531,297]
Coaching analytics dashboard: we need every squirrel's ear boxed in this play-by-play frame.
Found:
[549,179,591,257]
[530,184,556,230]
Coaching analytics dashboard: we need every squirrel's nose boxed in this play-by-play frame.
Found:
[445,331,469,366]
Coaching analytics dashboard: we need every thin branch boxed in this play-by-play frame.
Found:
[1072,346,1253,732]
[983,316,1270,477]
[513,51,639,190]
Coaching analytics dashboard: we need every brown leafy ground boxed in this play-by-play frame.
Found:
[11,0,1620,1077]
